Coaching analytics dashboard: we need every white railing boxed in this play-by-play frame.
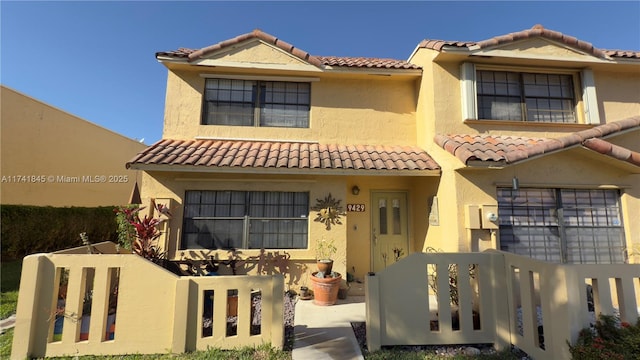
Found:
[11,246,284,360]
[366,250,640,360]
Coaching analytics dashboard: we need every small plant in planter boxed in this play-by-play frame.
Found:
[312,238,341,305]
[309,193,345,306]
[316,237,337,274]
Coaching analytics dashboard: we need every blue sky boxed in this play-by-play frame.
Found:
[2,1,639,145]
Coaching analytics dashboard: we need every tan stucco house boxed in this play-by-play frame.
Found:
[1,86,146,207]
[127,25,640,287]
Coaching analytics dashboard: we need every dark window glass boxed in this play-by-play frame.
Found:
[182,190,309,250]
[498,188,625,264]
[477,71,576,123]
[202,79,310,128]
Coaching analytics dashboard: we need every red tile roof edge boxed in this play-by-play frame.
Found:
[435,116,640,166]
[419,24,640,59]
[127,140,441,172]
[157,48,420,70]
[184,29,324,67]
[582,138,640,167]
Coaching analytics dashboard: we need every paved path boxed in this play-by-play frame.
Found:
[0,314,16,334]
[292,295,365,360]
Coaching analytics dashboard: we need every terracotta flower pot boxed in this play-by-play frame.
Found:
[316,259,334,274]
[310,271,341,306]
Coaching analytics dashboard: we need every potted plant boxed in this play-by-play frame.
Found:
[316,237,337,273]
[310,270,342,306]
[309,194,345,306]
[311,237,342,305]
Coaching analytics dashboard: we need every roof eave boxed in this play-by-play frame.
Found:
[127,163,441,177]
[462,130,640,171]
[321,67,422,77]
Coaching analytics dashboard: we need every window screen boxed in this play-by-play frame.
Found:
[498,188,625,264]
[477,71,576,123]
[202,79,310,128]
[183,190,309,250]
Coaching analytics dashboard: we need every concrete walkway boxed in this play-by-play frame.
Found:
[0,314,16,334]
[292,295,365,360]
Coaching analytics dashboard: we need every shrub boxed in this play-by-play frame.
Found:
[568,314,640,360]
[1,205,118,260]
[114,204,139,250]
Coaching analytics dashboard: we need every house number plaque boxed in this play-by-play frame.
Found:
[347,204,366,212]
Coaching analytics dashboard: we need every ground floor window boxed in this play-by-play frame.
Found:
[182,190,309,250]
[497,188,626,264]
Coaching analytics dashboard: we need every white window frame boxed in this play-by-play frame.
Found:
[461,63,600,124]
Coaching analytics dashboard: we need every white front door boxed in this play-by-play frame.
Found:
[371,191,409,272]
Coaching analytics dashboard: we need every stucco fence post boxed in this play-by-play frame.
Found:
[365,272,381,352]
[487,251,510,352]
[11,254,56,360]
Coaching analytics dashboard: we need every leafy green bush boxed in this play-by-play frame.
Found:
[569,314,640,360]
[115,204,138,250]
[1,205,117,260]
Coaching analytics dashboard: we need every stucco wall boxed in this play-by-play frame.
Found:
[138,170,441,287]
[161,69,419,145]
[412,48,640,146]
[138,171,348,284]
[409,46,640,261]
[594,69,640,122]
[449,150,639,258]
[0,86,146,206]
[145,37,640,284]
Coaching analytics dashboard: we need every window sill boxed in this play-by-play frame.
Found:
[464,119,595,130]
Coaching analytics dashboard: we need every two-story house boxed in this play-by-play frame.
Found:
[412,25,639,265]
[127,25,639,288]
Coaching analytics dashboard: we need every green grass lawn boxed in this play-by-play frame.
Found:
[1,260,21,359]
[1,260,21,319]
[3,340,291,360]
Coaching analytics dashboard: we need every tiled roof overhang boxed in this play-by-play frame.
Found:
[156,29,420,70]
[127,139,440,176]
[418,24,640,60]
[435,116,640,169]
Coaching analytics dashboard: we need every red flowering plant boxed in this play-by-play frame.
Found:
[114,200,171,261]
[568,314,640,360]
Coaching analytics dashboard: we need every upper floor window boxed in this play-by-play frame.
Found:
[461,63,601,125]
[477,71,576,123]
[202,78,310,128]
[182,190,309,250]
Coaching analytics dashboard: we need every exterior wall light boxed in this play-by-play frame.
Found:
[512,176,519,191]
[351,185,360,195]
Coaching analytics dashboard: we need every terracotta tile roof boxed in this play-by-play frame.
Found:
[435,116,640,166]
[583,138,640,167]
[156,29,420,70]
[417,39,475,52]
[316,56,420,70]
[419,24,640,59]
[603,49,640,59]
[127,140,440,173]
[156,29,323,66]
